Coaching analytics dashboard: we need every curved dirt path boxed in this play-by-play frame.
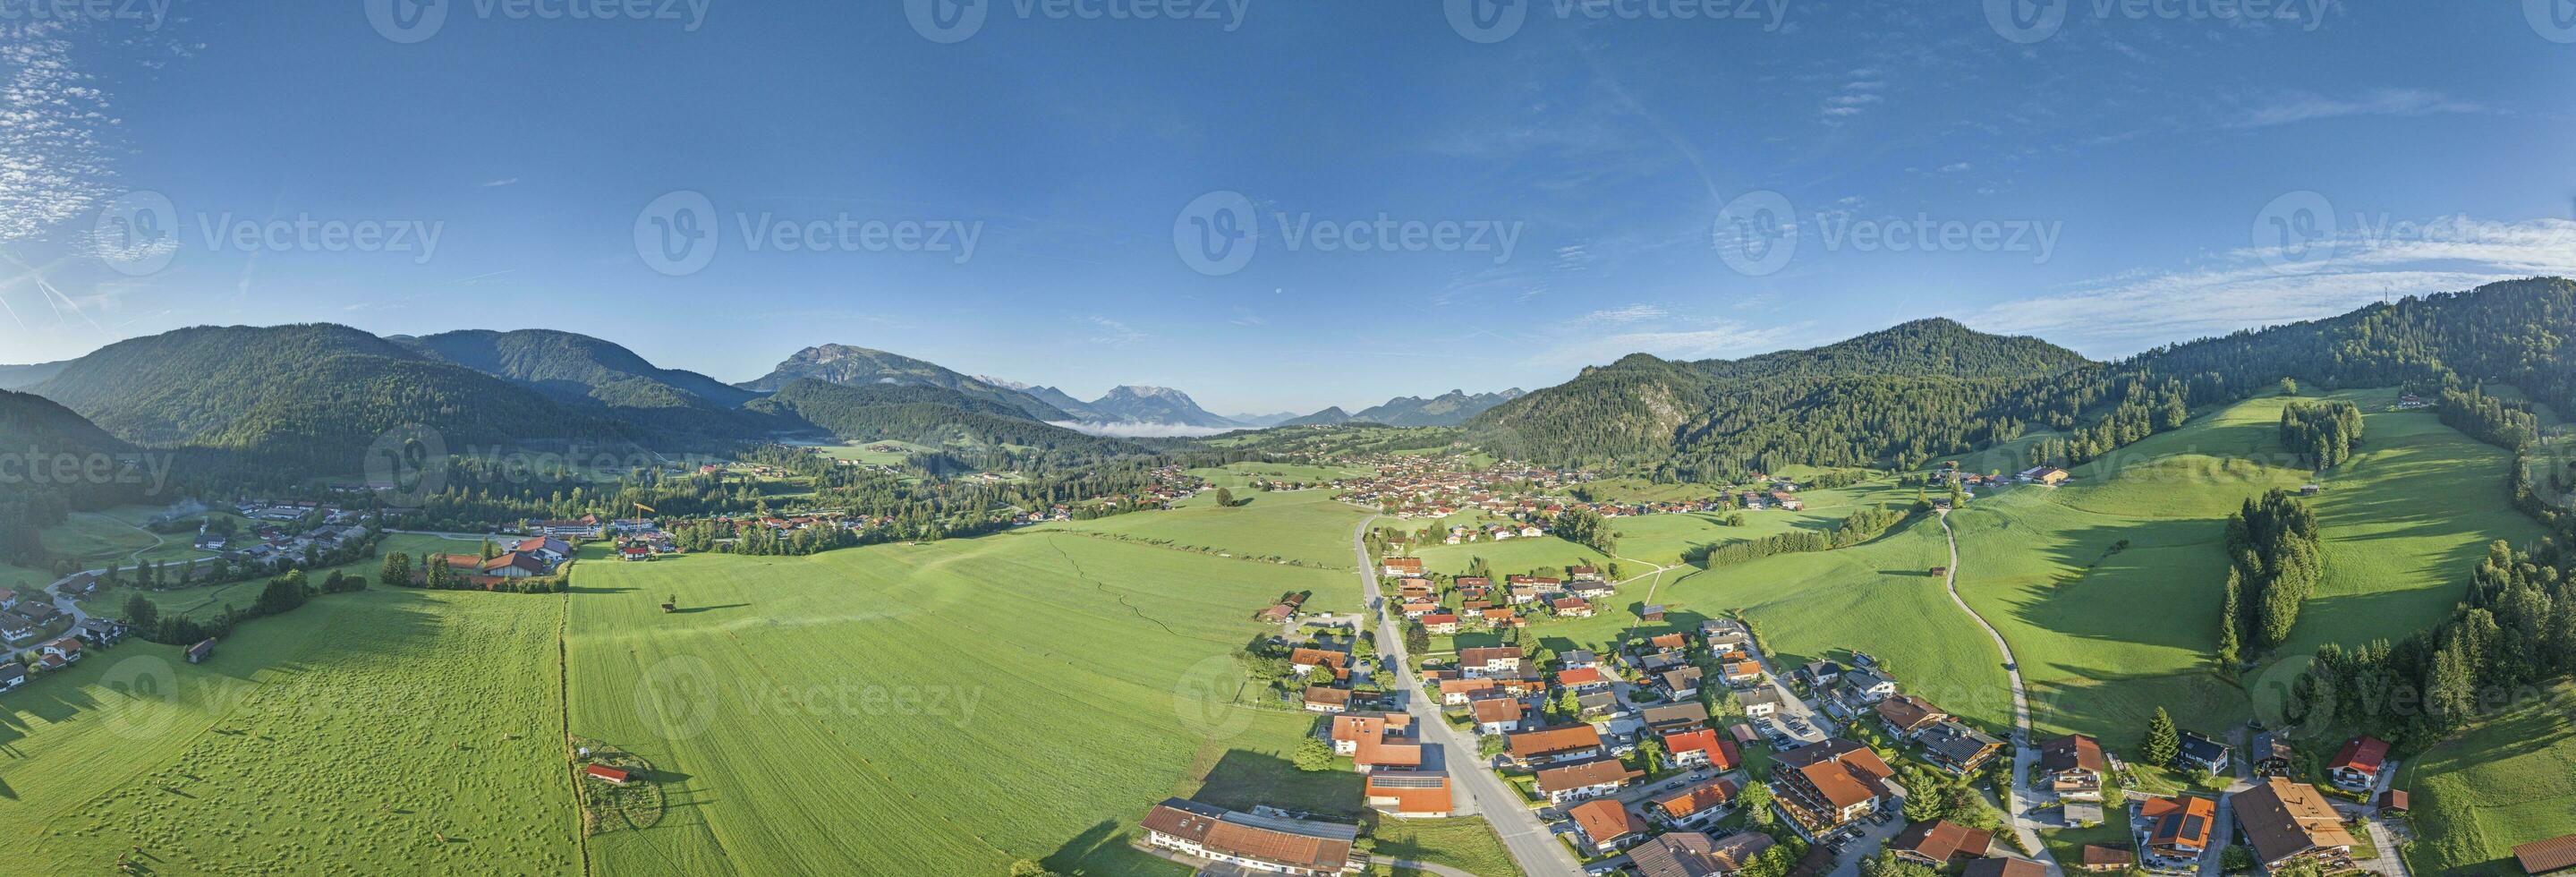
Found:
[1935,509,2062,875]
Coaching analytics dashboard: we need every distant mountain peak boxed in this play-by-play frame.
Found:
[1084,384,1236,428]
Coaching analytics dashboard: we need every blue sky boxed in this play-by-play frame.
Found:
[2,0,2573,414]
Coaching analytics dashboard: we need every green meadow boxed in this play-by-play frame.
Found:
[1948,387,2543,742]
[0,585,580,874]
[564,531,1410,876]
[1041,483,1373,575]
[2399,683,2576,875]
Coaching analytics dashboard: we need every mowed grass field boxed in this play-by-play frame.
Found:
[2399,683,2576,875]
[1948,387,2545,742]
[0,586,580,874]
[564,531,1392,876]
[1042,482,1373,575]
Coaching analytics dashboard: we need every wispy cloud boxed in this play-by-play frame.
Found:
[1524,319,1811,369]
[0,22,115,244]
[1086,316,1145,346]
[480,177,522,188]
[2230,89,2481,129]
[1968,216,2576,355]
[1577,303,1669,325]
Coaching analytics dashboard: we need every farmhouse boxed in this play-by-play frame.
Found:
[1771,738,1897,836]
[1555,666,1611,691]
[1382,558,1424,577]
[1302,686,1352,713]
[2139,794,2217,865]
[1549,597,1594,618]
[1889,819,1994,867]
[1639,702,1707,731]
[2232,778,2358,873]
[1290,648,1351,680]
[1329,712,1413,756]
[1650,778,1740,827]
[1140,797,1361,875]
[2326,735,2391,791]
[1363,771,1452,818]
[1418,613,1460,634]
[2250,730,2297,777]
[1629,831,1774,877]
[0,661,22,692]
[1458,646,1524,677]
[1469,696,1526,734]
[1568,798,1650,853]
[2037,734,2106,801]
[2077,845,2135,873]
[1534,756,1642,804]
[582,764,632,785]
[1658,666,1704,699]
[38,637,81,664]
[2018,466,2070,486]
[1737,686,1784,718]
[1720,660,1764,685]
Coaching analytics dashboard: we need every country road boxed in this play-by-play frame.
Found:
[1350,516,1584,877]
[1934,509,2063,875]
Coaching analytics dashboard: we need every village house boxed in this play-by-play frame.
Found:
[0,661,22,692]
[1556,666,1612,692]
[1889,820,1995,868]
[1382,558,1424,578]
[1419,613,1461,635]
[1569,798,1651,854]
[2326,735,2391,791]
[2139,794,2218,866]
[1534,756,1643,805]
[1438,677,1500,706]
[1139,798,1362,875]
[1770,738,1897,837]
[1549,597,1594,618]
[1961,859,2049,877]
[1737,686,1784,719]
[1639,702,1707,731]
[1628,831,1774,877]
[2037,734,2106,801]
[1290,648,1351,681]
[2232,778,2359,873]
[38,637,81,665]
[1302,686,1353,713]
[1875,694,1948,739]
[1650,778,1741,829]
[1363,771,1452,819]
[1458,646,1523,678]
[2175,729,2232,775]
[1329,712,1413,757]
[1918,720,2005,774]
[75,617,127,646]
[2249,730,2297,778]
[1720,660,1764,685]
[2018,466,2070,486]
[1661,728,1740,771]
[1793,660,1843,688]
[2513,835,2576,877]
[1506,725,1605,766]
[1838,667,1900,704]
[1469,696,1526,735]
[2077,845,2136,873]
[1659,666,1704,700]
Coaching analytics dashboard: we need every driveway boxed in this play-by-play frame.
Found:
[1934,510,2062,874]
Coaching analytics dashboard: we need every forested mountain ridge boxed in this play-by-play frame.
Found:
[0,360,69,391]
[737,344,1070,421]
[29,324,645,471]
[1473,281,2576,478]
[1351,387,1526,427]
[744,379,1139,463]
[396,328,767,439]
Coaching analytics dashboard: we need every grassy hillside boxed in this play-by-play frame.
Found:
[0,586,578,874]
[1948,387,2545,742]
[564,532,1384,876]
[2399,683,2576,875]
[1044,483,1373,575]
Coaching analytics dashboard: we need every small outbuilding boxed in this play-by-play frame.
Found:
[583,764,632,785]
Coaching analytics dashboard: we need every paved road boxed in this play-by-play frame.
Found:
[1934,509,2063,875]
[1351,516,1584,877]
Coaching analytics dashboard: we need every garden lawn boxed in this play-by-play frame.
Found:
[564,531,1399,876]
[0,586,579,874]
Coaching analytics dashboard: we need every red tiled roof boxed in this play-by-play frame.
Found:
[2328,736,2390,774]
[1508,725,1603,760]
[1569,798,1647,846]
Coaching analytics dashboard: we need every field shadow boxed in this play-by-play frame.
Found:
[1193,748,1362,818]
[568,586,635,594]
[669,603,748,615]
[1047,818,1155,875]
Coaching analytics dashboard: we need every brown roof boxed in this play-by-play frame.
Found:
[1961,859,2048,877]
[2234,779,2359,864]
[1569,798,1648,846]
[2040,734,2106,773]
[1629,831,1723,877]
[1875,694,1945,732]
[1470,697,1525,723]
[1290,648,1349,668]
[1776,739,1893,811]
[2517,834,2576,874]
[1141,799,1356,872]
[1508,725,1603,760]
[1303,687,1352,707]
[2329,736,2391,774]
[1535,757,1640,794]
[1892,820,1994,862]
[1458,646,1523,665]
[2080,845,2134,868]
[1652,778,1741,820]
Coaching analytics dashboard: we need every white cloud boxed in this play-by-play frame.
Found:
[1524,319,1810,369]
[1938,162,1973,174]
[1086,316,1145,346]
[1577,303,1669,325]
[1052,420,1236,438]
[1968,216,2576,355]
[480,177,522,188]
[2231,89,2481,129]
[0,22,116,245]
